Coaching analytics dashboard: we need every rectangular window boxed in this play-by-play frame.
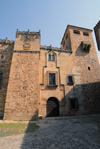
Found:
[49,73,55,85]
[70,98,78,109]
[67,75,74,85]
[0,73,3,89]
[73,30,80,35]
[83,32,89,36]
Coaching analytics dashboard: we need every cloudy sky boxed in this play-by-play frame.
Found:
[0,0,100,62]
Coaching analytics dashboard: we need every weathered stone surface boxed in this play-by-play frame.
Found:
[0,25,99,120]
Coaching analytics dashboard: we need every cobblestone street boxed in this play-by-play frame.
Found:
[0,115,100,149]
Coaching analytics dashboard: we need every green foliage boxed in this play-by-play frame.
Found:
[0,122,39,137]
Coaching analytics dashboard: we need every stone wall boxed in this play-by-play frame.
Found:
[67,26,100,115]
[3,30,40,120]
[0,40,14,117]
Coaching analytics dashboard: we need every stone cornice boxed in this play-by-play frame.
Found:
[13,50,40,53]
[40,45,72,53]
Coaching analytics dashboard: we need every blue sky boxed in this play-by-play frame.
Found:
[0,0,100,62]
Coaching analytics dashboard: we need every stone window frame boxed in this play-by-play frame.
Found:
[67,74,74,85]
[46,71,58,86]
[48,53,55,61]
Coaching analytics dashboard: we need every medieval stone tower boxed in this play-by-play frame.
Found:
[3,30,40,120]
[0,24,100,120]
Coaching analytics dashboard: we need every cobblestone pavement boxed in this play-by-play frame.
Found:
[0,115,100,149]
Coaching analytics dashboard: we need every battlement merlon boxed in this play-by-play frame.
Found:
[16,29,41,37]
[0,37,14,45]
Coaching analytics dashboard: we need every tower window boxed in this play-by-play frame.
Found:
[73,30,80,35]
[83,32,89,36]
[67,75,74,85]
[1,55,4,60]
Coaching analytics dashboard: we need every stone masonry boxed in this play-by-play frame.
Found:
[0,24,100,120]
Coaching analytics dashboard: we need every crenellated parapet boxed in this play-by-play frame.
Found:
[0,38,14,45]
[14,29,40,51]
[16,29,40,39]
[40,45,72,53]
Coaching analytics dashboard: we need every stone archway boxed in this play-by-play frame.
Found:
[46,97,59,117]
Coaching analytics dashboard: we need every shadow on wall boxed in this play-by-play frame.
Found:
[20,81,100,148]
[0,44,14,119]
[75,44,89,57]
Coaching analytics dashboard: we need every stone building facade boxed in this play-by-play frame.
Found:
[0,25,100,120]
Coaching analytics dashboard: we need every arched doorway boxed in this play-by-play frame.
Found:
[46,97,59,117]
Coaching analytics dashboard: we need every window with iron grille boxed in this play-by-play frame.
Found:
[49,73,55,85]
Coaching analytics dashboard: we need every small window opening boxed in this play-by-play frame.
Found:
[1,55,4,60]
[73,30,80,35]
[63,41,65,47]
[52,54,54,61]
[71,99,76,109]
[67,75,74,85]
[66,34,68,40]
[83,32,89,36]
[70,98,78,109]
[88,67,90,71]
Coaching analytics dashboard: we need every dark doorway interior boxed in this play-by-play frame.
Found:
[46,97,59,117]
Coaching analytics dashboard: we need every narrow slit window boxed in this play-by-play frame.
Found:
[88,67,90,71]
